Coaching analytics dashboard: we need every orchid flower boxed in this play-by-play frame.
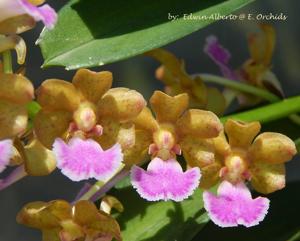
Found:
[130,91,223,202]
[202,119,296,227]
[17,199,122,241]
[0,71,33,178]
[0,65,57,190]
[35,69,146,182]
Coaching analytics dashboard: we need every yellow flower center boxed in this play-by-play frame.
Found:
[73,102,97,132]
[222,150,249,184]
[152,124,178,160]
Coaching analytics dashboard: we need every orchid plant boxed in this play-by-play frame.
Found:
[0,1,299,241]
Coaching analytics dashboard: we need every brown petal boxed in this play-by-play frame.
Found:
[250,162,285,194]
[250,132,297,164]
[123,129,152,166]
[59,220,84,241]
[225,119,261,148]
[189,76,208,109]
[248,24,275,66]
[155,65,177,86]
[0,35,26,64]
[213,132,231,157]
[98,88,146,122]
[72,69,112,103]
[176,109,222,138]
[205,87,226,116]
[0,14,35,34]
[17,200,71,229]
[34,110,72,149]
[0,100,27,139]
[100,195,124,213]
[145,48,192,87]
[132,107,158,133]
[96,117,120,149]
[150,91,188,123]
[199,161,222,189]
[97,119,151,166]
[24,139,56,176]
[42,229,61,241]
[0,73,33,104]
[37,79,80,112]
[74,201,121,241]
[181,136,215,168]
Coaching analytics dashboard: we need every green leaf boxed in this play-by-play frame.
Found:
[114,176,131,190]
[39,0,254,69]
[111,187,209,241]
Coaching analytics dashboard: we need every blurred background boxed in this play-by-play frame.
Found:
[1,0,300,240]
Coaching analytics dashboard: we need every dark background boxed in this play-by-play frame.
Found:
[1,0,300,240]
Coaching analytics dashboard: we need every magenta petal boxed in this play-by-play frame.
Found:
[131,158,201,202]
[19,0,57,28]
[204,35,237,80]
[203,181,270,228]
[53,138,123,182]
[0,139,13,173]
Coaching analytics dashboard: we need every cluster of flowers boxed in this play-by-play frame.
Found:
[0,66,296,238]
[0,1,297,240]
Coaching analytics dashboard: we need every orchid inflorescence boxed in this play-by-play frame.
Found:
[0,2,298,240]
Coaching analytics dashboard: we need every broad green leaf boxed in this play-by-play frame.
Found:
[39,0,254,69]
[111,187,209,241]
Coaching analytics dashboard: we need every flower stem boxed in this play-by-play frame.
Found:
[199,73,300,126]
[2,50,13,73]
[76,168,129,202]
[221,95,300,124]
[287,229,300,241]
[198,73,281,102]
[76,180,105,201]
[0,165,27,191]
[90,168,129,202]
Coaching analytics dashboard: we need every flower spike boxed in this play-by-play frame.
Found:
[203,181,270,228]
[131,158,201,202]
[53,138,123,182]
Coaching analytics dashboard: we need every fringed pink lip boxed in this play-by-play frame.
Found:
[203,180,270,228]
[131,158,201,202]
[53,138,123,182]
[0,139,14,174]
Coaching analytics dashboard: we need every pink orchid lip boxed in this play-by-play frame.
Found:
[131,157,201,202]
[0,139,14,174]
[53,138,123,182]
[203,180,270,228]
[0,0,57,29]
